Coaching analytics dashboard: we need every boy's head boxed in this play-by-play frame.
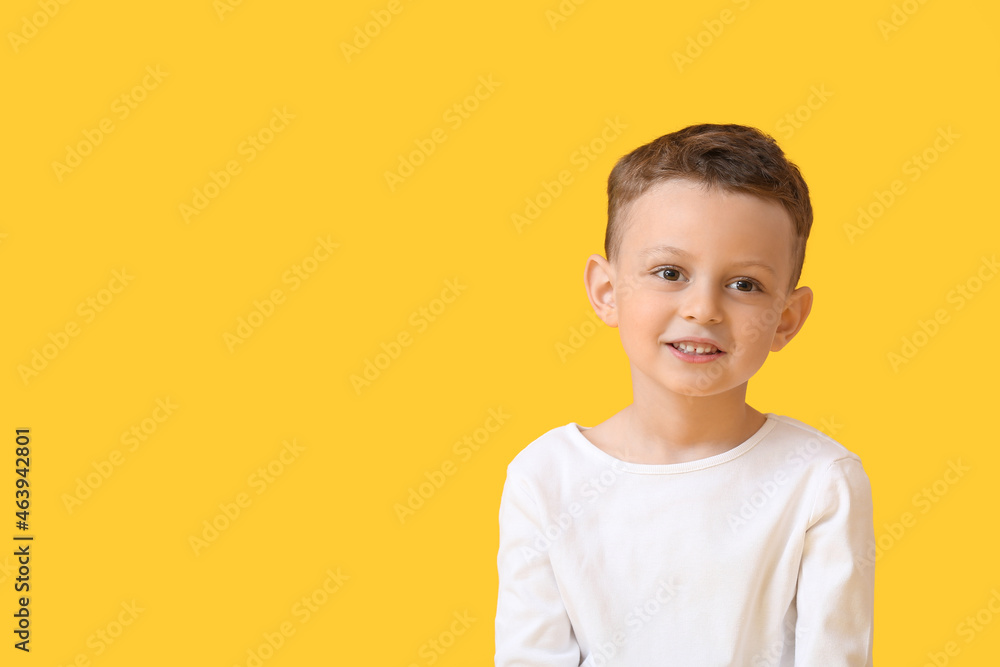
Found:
[584,124,815,399]
[605,124,812,292]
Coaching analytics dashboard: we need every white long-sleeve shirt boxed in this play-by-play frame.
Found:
[495,413,875,666]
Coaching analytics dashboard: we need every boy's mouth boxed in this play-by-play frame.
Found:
[669,340,724,355]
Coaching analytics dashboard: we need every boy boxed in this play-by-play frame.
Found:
[495,124,875,666]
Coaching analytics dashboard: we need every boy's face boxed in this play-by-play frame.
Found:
[586,178,812,400]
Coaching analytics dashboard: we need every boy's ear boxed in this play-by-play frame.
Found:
[584,254,619,328]
[771,285,813,351]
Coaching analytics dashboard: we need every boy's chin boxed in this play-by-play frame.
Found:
[630,361,749,399]
[655,376,750,400]
[671,386,730,399]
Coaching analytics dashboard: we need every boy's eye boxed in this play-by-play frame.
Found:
[657,267,682,281]
[728,279,759,292]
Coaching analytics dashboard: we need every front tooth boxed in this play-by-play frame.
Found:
[676,342,717,354]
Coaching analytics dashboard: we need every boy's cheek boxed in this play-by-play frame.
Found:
[740,320,762,343]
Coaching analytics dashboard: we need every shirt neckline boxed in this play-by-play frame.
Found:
[565,413,778,475]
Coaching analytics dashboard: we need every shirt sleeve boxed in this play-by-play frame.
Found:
[495,467,582,667]
[794,457,876,666]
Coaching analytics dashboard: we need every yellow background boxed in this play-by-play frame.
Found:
[2,0,998,664]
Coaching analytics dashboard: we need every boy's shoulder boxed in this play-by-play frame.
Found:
[501,421,613,508]
[765,413,861,462]
[762,413,870,487]
[506,421,583,476]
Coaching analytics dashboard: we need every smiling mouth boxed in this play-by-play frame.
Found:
[670,341,723,355]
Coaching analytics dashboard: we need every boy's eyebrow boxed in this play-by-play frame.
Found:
[640,245,690,260]
[639,245,777,276]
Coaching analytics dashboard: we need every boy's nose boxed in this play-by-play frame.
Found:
[680,284,723,324]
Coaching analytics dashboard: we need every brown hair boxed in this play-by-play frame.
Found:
[605,123,813,290]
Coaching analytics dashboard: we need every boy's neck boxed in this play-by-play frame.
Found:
[596,379,767,465]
